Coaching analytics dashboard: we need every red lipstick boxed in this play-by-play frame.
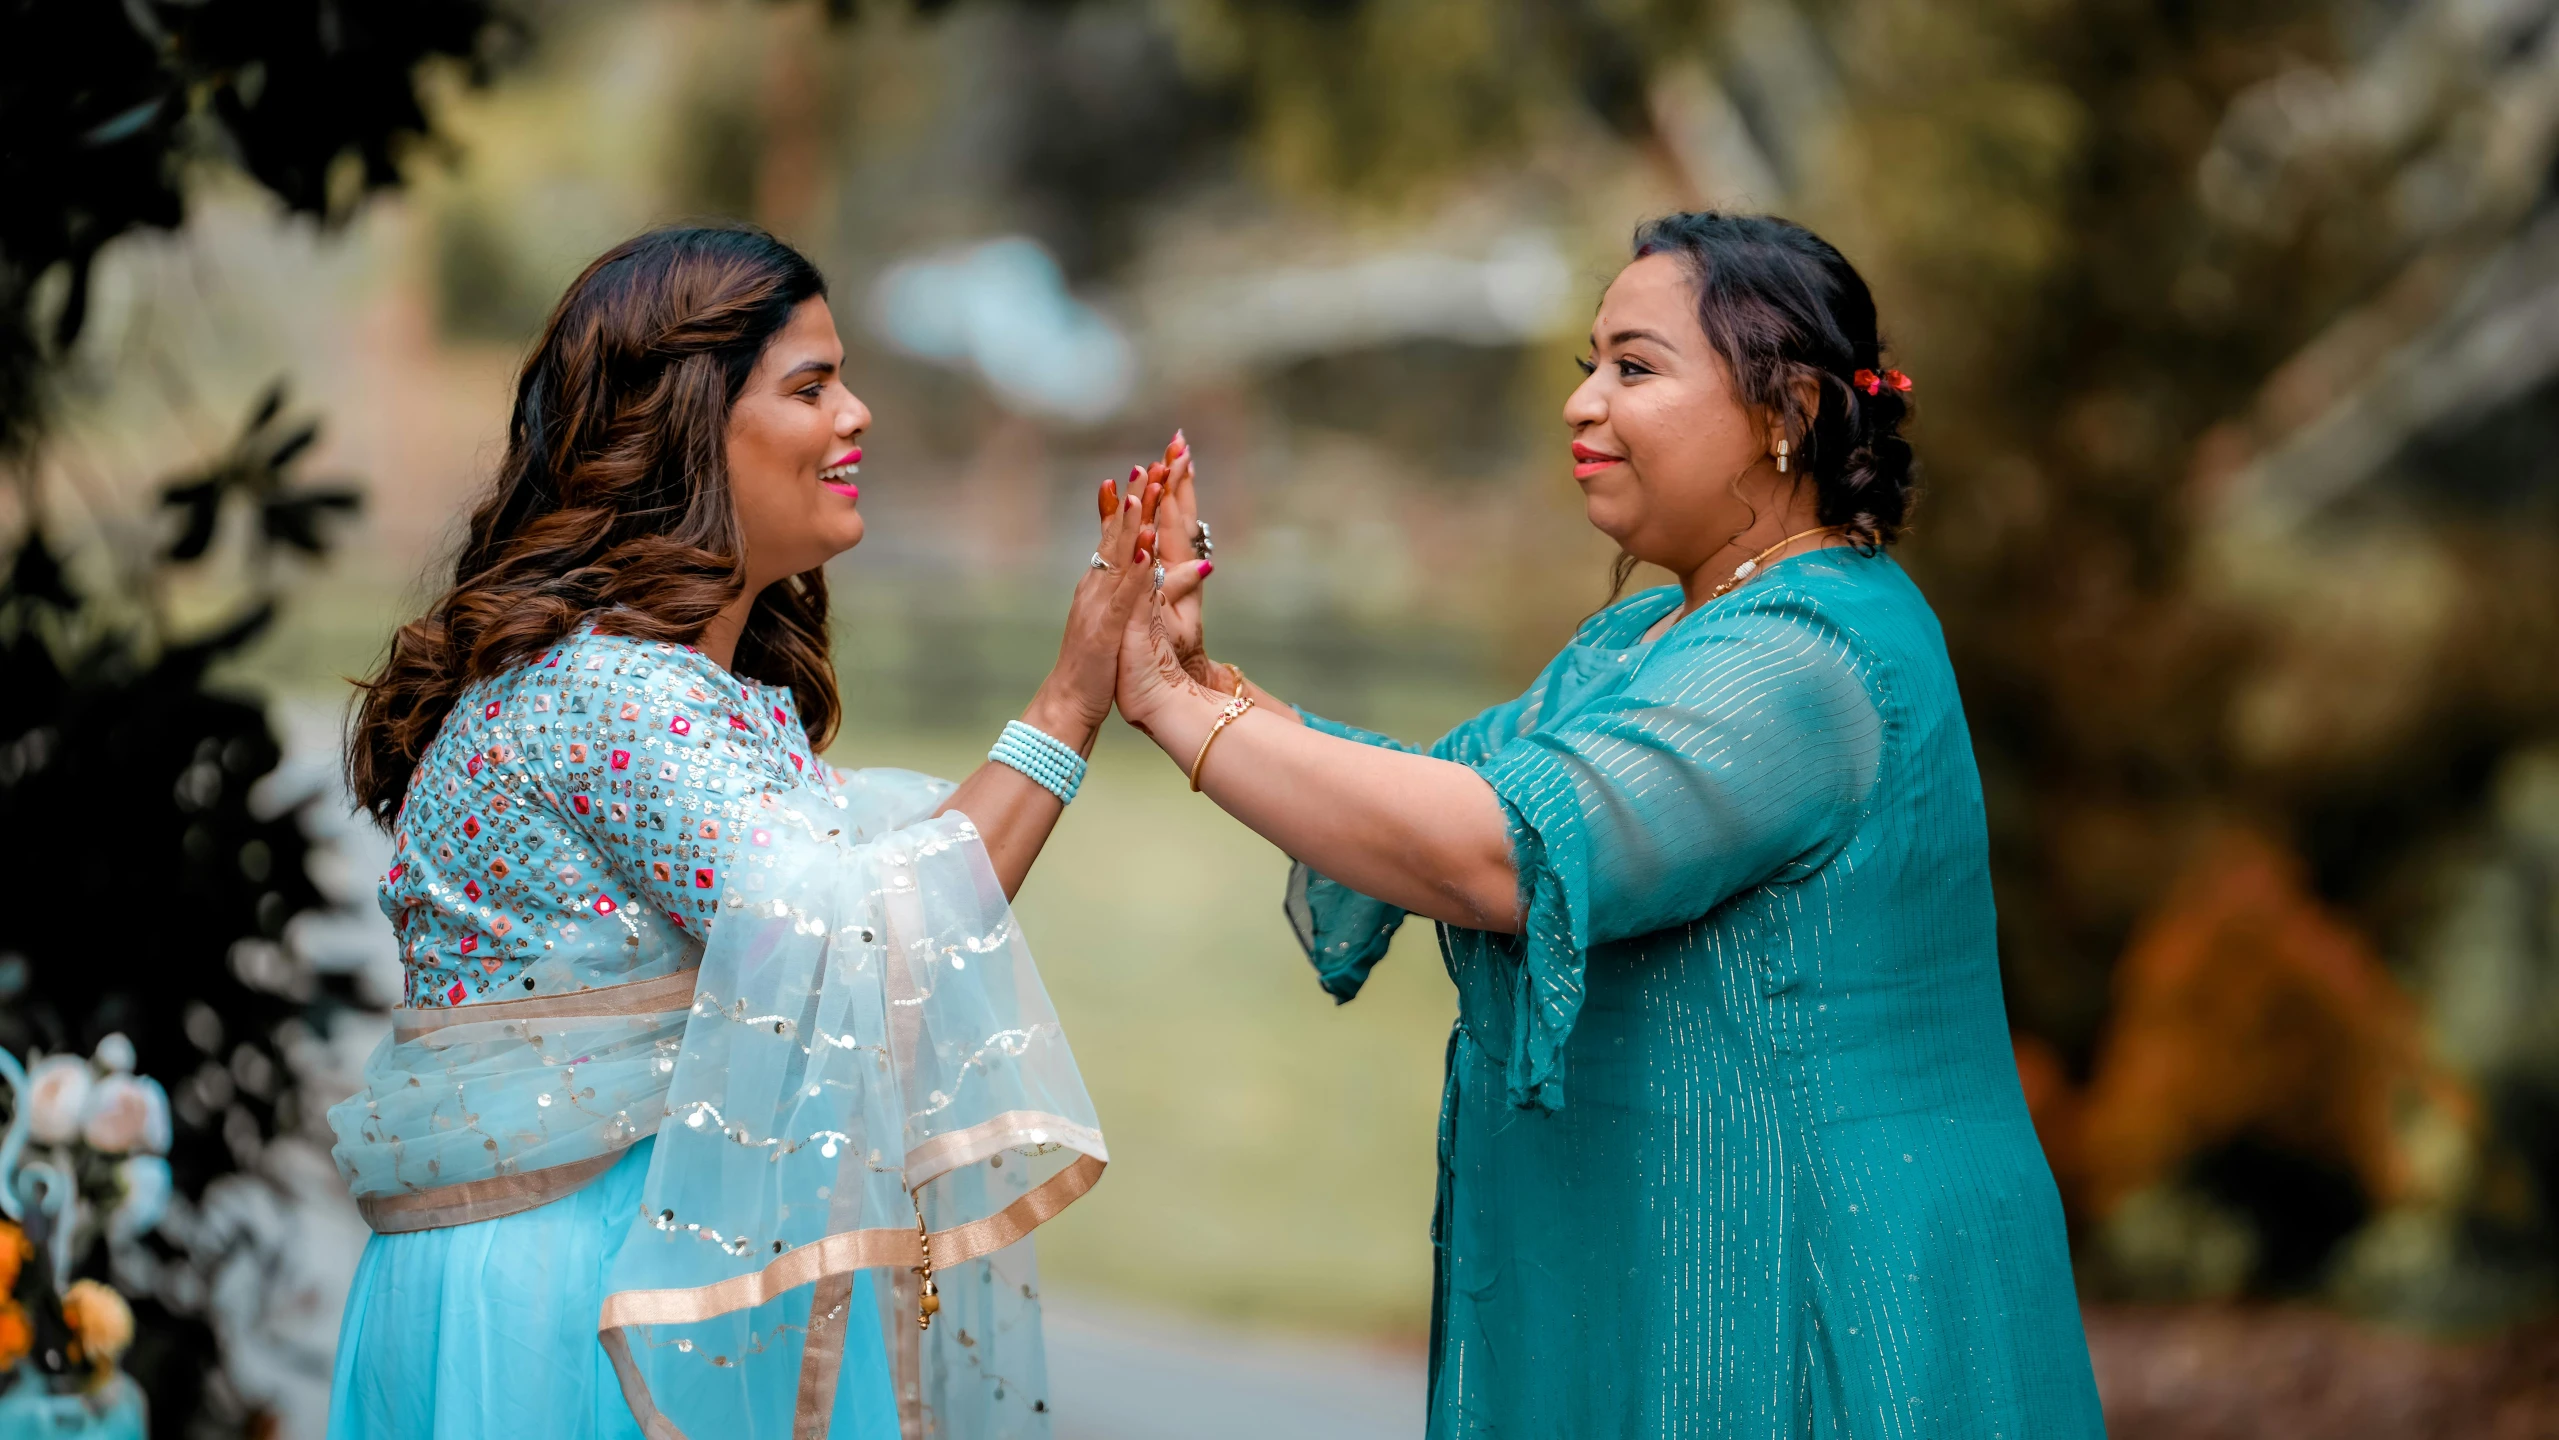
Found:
[1571,441,1623,481]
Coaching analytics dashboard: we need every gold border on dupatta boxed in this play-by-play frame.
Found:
[353,969,703,1232]
[596,1147,1104,1440]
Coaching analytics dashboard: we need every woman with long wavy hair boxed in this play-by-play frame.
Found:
[327,224,1154,1439]
[1118,212,2105,1437]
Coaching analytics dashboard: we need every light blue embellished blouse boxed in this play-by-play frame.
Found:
[1291,550,2106,1439]
[379,625,851,1009]
[334,623,1106,1438]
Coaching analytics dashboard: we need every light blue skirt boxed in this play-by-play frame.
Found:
[328,1138,899,1439]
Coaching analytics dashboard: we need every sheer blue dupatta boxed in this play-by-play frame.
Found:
[600,779,1108,1440]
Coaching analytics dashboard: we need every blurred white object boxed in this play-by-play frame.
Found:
[870,236,1135,422]
[25,1053,93,1144]
[82,1074,172,1155]
[1144,231,1572,375]
[92,1031,137,1074]
[109,1156,173,1241]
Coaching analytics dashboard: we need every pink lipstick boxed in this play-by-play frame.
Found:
[820,447,861,499]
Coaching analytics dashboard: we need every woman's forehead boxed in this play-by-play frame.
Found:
[757,297,844,374]
[1594,254,1700,347]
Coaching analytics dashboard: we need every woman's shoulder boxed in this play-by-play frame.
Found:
[1572,584,1684,645]
[454,624,748,726]
[1695,548,1927,639]
[493,624,729,692]
[1643,548,1934,694]
[430,622,773,774]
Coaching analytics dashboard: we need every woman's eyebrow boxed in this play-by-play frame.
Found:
[776,357,838,384]
[1603,327,1676,351]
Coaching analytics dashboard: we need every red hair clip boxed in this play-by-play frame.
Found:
[1853,368,1912,396]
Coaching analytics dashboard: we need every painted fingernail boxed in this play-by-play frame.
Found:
[1174,429,1188,453]
[1198,561,1213,576]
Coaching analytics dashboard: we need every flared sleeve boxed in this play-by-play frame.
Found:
[596,792,1104,1440]
[1284,716,1421,1000]
[1479,603,1883,1109]
[1284,698,1536,1001]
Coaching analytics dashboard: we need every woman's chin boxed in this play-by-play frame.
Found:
[1582,500,1640,550]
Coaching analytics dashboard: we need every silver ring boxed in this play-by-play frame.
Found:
[1087,552,1116,573]
[1191,520,1213,560]
[1152,561,1167,589]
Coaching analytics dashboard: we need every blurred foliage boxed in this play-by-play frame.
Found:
[0,0,514,454]
[1161,0,1702,202]
[2018,830,2472,1298]
[0,3,497,1430]
[1,385,365,1435]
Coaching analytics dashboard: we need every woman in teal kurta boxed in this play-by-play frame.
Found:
[1116,212,2105,1436]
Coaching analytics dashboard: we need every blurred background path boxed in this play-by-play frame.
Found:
[1045,1295,1424,1440]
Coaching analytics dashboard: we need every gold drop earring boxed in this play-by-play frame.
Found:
[1776,439,1790,474]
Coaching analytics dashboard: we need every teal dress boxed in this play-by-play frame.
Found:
[1291,550,2104,1438]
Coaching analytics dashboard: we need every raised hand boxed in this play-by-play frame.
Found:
[1146,432,1219,686]
[1034,465,1159,739]
[1114,550,1203,739]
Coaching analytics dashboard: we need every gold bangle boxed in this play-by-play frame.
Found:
[1187,694,1255,792]
[1223,662,1249,698]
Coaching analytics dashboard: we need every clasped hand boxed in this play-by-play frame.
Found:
[1037,431,1217,742]
[1110,434,1221,735]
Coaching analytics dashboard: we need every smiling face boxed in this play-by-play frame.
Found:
[726,297,872,593]
[1562,253,1785,575]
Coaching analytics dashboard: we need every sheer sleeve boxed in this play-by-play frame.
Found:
[1480,599,1884,1109]
[1282,692,1539,1001]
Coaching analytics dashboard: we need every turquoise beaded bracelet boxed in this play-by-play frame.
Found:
[989,720,1086,804]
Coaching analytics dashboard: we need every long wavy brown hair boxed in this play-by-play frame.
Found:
[349,224,839,827]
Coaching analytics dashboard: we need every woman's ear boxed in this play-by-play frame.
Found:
[1786,371,1823,437]
[1765,371,1825,462]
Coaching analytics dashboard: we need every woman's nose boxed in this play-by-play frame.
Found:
[1563,374,1607,428]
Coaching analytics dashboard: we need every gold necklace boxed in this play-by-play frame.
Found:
[1705,525,1847,601]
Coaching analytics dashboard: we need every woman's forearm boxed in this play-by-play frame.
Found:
[1133,685,1521,932]
[938,685,1091,899]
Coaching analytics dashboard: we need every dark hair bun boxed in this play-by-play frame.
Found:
[1632,211,1915,548]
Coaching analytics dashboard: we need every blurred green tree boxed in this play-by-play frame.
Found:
[0,3,509,1430]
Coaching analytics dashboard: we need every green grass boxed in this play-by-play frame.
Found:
[843,728,1461,1338]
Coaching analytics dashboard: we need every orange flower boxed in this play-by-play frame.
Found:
[62,1280,134,1366]
[0,1220,26,1294]
[0,1301,29,1371]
